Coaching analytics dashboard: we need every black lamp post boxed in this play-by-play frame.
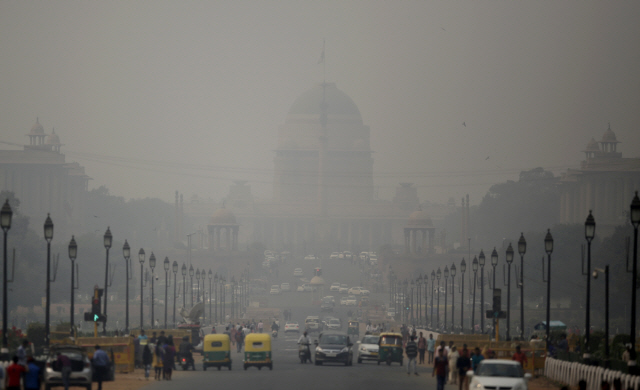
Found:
[149,252,156,328]
[231,276,236,319]
[444,266,449,332]
[68,236,78,335]
[629,191,640,368]
[208,270,213,324]
[436,268,441,329]
[122,241,131,334]
[196,269,201,303]
[544,229,554,353]
[430,271,435,328]
[410,279,414,324]
[584,210,595,361]
[139,248,145,328]
[164,257,170,328]
[593,266,609,366]
[0,199,12,350]
[472,256,478,334]
[44,214,54,345]
[505,244,514,340]
[478,250,486,333]
[221,276,226,321]
[181,263,187,308]
[460,258,466,333]
[450,263,456,332]
[102,227,112,335]
[491,248,498,336]
[518,233,526,340]
[214,273,218,323]
[172,261,178,327]
[416,275,422,326]
[189,265,194,307]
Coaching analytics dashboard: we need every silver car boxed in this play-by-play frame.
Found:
[44,345,93,390]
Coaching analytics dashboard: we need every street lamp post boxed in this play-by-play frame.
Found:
[584,210,596,361]
[214,273,218,323]
[149,253,156,328]
[430,271,435,329]
[102,227,112,335]
[444,267,449,332]
[231,276,236,319]
[44,214,54,345]
[208,270,213,324]
[196,269,201,303]
[416,275,422,326]
[460,258,466,334]
[436,268,441,330]
[491,249,498,335]
[410,279,414,324]
[629,192,640,368]
[472,257,478,334]
[181,264,187,308]
[505,244,514,340]
[138,249,145,328]
[451,263,456,332]
[68,236,78,335]
[518,233,526,340]
[122,241,131,334]
[544,229,554,353]
[479,250,486,333]
[593,266,609,366]
[221,276,226,321]
[164,257,170,328]
[172,261,178,327]
[0,200,12,350]
[189,265,194,307]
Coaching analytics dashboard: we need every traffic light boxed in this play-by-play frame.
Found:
[492,288,501,313]
[405,298,410,311]
[91,296,100,315]
[83,312,107,322]
[314,268,322,276]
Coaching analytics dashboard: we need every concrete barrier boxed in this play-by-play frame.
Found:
[545,357,640,390]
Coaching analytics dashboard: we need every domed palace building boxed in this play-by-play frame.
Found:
[187,83,441,256]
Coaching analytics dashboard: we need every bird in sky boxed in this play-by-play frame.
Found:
[463,122,466,127]
[485,156,490,160]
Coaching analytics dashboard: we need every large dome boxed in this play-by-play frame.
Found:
[209,207,237,225]
[407,208,433,227]
[286,83,362,124]
[30,118,45,135]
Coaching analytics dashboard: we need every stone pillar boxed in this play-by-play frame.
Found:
[404,229,410,254]
[216,227,221,250]
[422,230,427,254]
[429,230,435,253]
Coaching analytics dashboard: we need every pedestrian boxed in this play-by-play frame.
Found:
[448,346,459,385]
[5,356,27,390]
[471,347,484,372]
[457,345,471,390]
[157,331,167,346]
[258,320,264,333]
[405,335,419,376]
[92,345,110,390]
[162,337,175,380]
[152,343,164,380]
[433,348,449,390]
[230,326,237,347]
[236,326,245,352]
[512,345,528,367]
[150,331,157,344]
[133,335,141,368]
[17,340,29,366]
[417,332,427,364]
[142,344,153,380]
[56,352,72,390]
[427,333,436,364]
[24,357,40,390]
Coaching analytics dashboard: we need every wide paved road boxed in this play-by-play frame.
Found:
[154,255,442,389]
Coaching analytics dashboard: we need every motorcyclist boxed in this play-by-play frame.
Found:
[178,336,195,369]
[271,321,279,333]
[298,331,312,363]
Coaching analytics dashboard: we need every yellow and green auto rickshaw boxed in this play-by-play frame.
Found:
[203,333,232,371]
[377,332,403,366]
[243,333,273,370]
[347,321,359,338]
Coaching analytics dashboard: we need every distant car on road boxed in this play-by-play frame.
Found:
[345,295,357,306]
[467,360,532,390]
[348,287,366,295]
[270,285,281,295]
[339,284,349,294]
[280,282,291,292]
[330,282,341,292]
[284,322,300,333]
[326,318,342,330]
[294,268,303,276]
[304,254,317,260]
[330,252,339,259]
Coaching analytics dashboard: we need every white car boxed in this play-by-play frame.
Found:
[280,282,291,292]
[359,252,368,260]
[343,251,352,259]
[270,285,281,295]
[324,295,335,304]
[330,252,339,259]
[340,296,349,305]
[294,268,303,276]
[304,254,317,260]
[297,284,315,292]
[345,295,357,306]
[326,318,342,330]
[284,321,300,333]
[467,360,532,390]
[357,334,380,363]
[348,287,366,295]
[339,284,349,294]
[329,282,341,292]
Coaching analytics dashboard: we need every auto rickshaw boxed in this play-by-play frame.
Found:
[347,321,359,338]
[377,332,403,366]
[203,333,232,370]
[243,333,273,370]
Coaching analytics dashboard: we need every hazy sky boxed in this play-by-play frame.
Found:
[2,1,639,206]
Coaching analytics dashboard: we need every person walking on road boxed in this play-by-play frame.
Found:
[235,326,245,352]
[142,344,153,380]
[24,357,40,390]
[448,346,459,385]
[456,345,471,390]
[417,332,427,364]
[427,333,436,364]
[512,345,528,367]
[92,345,110,390]
[405,335,419,376]
[471,347,484,372]
[56,352,72,390]
[5,356,27,390]
[433,348,449,390]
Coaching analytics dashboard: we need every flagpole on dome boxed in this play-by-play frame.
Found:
[318,39,325,84]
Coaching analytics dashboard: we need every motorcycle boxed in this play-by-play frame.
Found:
[180,353,195,371]
[298,343,312,364]
[272,329,278,338]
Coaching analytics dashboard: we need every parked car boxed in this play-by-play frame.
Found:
[44,344,93,390]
